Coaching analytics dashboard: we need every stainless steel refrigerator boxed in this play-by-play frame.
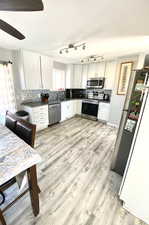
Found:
[112,69,149,176]
[119,83,149,224]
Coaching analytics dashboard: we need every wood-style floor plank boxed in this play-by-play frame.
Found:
[1,117,147,225]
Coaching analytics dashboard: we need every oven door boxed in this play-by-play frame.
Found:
[82,100,99,117]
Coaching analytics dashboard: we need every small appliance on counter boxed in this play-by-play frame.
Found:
[87,91,94,99]
[66,89,86,99]
[104,93,110,101]
[41,93,49,103]
[86,89,111,102]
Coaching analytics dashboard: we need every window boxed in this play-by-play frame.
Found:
[0,63,16,124]
[53,69,66,90]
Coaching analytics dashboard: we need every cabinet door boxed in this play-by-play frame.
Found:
[66,64,73,88]
[61,102,68,121]
[98,103,110,121]
[68,101,75,118]
[82,64,88,88]
[40,55,53,89]
[76,100,82,115]
[88,63,97,78]
[73,64,82,88]
[22,50,42,89]
[96,62,106,77]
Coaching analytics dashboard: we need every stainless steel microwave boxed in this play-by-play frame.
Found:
[87,78,105,89]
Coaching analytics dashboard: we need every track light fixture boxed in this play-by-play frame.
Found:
[59,43,86,54]
[80,55,104,64]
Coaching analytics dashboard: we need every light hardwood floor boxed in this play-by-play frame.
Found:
[2,117,147,225]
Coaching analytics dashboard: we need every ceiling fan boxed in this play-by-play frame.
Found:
[0,0,44,40]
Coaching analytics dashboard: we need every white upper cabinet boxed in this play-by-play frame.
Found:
[40,55,53,89]
[73,64,82,88]
[71,61,117,90]
[21,50,53,90]
[82,64,88,88]
[104,61,117,89]
[66,64,74,89]
[96,62,106,77]
[87,62,106,78]
[88,63,96,78]
[22,50,42,89]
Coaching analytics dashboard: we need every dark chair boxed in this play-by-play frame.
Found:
[5,111,17,133]
[0,112,36,209]
[15,119,36,148]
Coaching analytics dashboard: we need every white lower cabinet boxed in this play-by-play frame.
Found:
[22,105,49,131]
[98,102,110,122]
[75,100,82,115]
[61,102,69,121]
[61,100,82,122]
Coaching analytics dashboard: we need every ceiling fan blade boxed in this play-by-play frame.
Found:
[0,19,25,40]
[0,0,44,11]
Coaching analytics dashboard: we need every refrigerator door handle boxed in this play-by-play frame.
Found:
[144,72,149,86]
[140,72,149,101]
[140,90,144,101]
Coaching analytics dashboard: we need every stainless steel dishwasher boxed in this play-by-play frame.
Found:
[48,103,61,125]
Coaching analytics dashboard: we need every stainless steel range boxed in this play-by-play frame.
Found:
[81,99,99,120]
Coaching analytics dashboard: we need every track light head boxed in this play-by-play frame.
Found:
[68,44,74,48]
[82,45,86,50]
[59,43,86,55]
[81,55,104,63]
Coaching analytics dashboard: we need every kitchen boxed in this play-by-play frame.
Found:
[11,49,138,131]
[1,0,149,225]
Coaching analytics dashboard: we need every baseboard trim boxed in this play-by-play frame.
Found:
[107,122,118,128]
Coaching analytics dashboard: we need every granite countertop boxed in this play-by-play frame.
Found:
[21,98,110,107]
[0,125,41,186]
[22,101,48,107]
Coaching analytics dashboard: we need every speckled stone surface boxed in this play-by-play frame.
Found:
[0,125,41,186]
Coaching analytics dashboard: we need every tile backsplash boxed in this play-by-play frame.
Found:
[20,89,66,103]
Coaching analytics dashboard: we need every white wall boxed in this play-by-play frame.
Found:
[108,55,138,127]
[0,47,13,62]
[53,61,66,71]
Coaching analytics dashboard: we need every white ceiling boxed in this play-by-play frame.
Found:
[0,0,149,63]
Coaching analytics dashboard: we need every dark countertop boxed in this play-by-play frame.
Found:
[63,98,110,103]
[21,102,48,107]
[21,98,110,108]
